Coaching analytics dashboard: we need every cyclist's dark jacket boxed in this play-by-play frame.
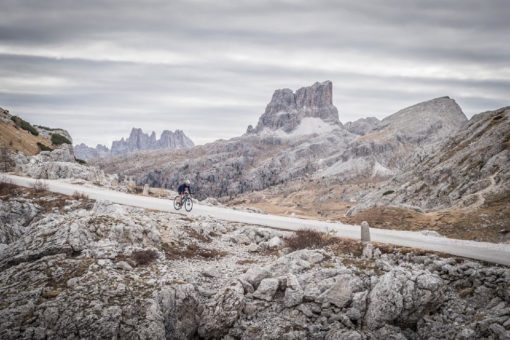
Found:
[178,183,191,195]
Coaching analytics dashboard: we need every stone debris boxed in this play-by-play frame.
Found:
[0,188,509,339]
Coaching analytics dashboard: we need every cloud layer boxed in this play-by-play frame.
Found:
[1,0,509,146]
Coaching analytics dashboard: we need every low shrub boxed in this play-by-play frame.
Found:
[131,249,159,266]
[72,191,88,200]
[37,142,53,152]
[284,229,336,251]
[51,133,71,145]
[382,190,395,196]
[11,116,39,136]
[32,179,49,193]
[75,158,87,165]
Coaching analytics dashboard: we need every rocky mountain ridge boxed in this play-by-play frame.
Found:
[74,128,194,160]
[350,106,510,213]
[248,80,342,135]
[96,82,471,202]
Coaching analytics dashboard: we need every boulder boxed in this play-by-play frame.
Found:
[364,268,444,330]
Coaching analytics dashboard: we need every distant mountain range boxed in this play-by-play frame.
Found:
[74,128,194,160]
[97,80,471,200]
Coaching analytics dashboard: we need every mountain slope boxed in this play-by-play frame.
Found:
[95,82,468,203]
[0,108,72,156]
[314,96,467,180]
[354,106,509,211]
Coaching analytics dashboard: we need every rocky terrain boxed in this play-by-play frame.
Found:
[96,81,468,202]
[226,105,510,242]
[351,106,509,212]
[75,127,194,160]
[0,183,509,339]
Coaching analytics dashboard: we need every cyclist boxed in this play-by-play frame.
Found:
[177,178,192,203]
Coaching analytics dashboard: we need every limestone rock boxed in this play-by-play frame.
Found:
[198,280,245,338]
[364,268,444,330]
[252,80,342,134]
[344,117,380,135]
[253,278,279,301]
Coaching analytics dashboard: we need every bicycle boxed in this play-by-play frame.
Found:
[174,192,193,212]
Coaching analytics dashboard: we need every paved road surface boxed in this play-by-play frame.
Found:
[3,174,509,266]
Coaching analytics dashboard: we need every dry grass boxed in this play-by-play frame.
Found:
[0,120,53,155]
[32,179,49,193]
[344,201,510,243]
[72,191,89,200]
[236,258,258,265]
[131,249,159,266]
[284,229,338,251]
[162,242,227,260]
[0,179,21,196]
[186,228,212,243]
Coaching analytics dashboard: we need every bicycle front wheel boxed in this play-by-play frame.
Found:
[173,195,182,210]
[184,197,193,212]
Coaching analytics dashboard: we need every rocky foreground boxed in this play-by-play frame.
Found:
[1,185,509,339]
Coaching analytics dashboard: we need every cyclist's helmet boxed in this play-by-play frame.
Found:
[185,179,191,185]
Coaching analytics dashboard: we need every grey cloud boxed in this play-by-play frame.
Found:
[0,0,508,146]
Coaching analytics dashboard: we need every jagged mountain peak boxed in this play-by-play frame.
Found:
[251,80,342,135]
[74,127,194,160]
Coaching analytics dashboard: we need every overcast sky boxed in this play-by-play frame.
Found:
[1,0,509,146]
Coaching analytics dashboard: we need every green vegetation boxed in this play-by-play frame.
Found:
[10,116,39,136]
[382,190,395,196]
[37,142,53,152]
[51,133,71,145]
[35,125,59,131]
[75,158,87,165]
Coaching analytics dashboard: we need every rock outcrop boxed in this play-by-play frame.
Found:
[74,143,109,160]
[0,186,509,339]
[74,128,194,160]
[13,145,110,184]
[350,106,510,213]
[344,117,380,135]
[315,96,468,180]
[251,80,342,134]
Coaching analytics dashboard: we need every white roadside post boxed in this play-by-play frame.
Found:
[361,221,374,259]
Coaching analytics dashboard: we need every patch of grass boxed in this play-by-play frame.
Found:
[37,142,53,152]
[50,133,71,145]
[284,229,337,251]
[11,115,39,136]
[382,190,395,196]
[72,191,88,200]
[186,228,212,243]
[236,258,258,265]
[0,179,20,196]
[131,249,159,266]
[328,238,364,257]
[35,125,59,131]
[162,242,227,260]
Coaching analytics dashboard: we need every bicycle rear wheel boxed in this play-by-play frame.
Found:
[184,197,193,212]
[173,195,182,210]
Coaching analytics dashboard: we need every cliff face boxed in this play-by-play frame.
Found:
[74,128,194,160]
[111,128,194,155]
[351,106,510,212]
[252,81,342,134]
